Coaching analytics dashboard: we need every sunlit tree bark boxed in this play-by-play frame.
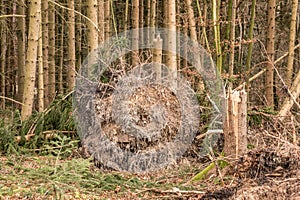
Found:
[165,0,177,88]
[285,0,298,87]
[87,0,98,51]
[21,0,41,121]
[38,17,44,112]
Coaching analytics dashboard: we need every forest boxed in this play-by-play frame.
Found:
[0,0,300,199]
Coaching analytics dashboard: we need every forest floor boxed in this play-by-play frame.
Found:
[1,127,300,200]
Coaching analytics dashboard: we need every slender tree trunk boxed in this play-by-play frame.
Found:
[104,0,110,40]
[67,0,76,91]
[153,34,163,80]
[87,0,98,52]
[21,0,41,121]
[150,0,156,43]
[76,0,82,70]
[185,0,197,41]
[145,0,151,45]
[265,0,276,108]
[42,0,49,107]
[285,0,298,87]
[98,0,105,42]
[11,1,18,99]
[228,0,236,79]
[212,0,222,74]
[246,0,257,87]
[139,0,144,45]
[165,0,177,88]
[132,0,139,66]
[124,0,129,34]
[38,17,44,112]
[58,9,64,94]
[0,0,7,109]
[48,2,56,101]
[16,0,26,104]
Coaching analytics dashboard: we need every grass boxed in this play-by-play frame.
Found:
[0,153,208,199]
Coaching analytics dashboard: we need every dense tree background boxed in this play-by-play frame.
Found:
[0,0,299,144]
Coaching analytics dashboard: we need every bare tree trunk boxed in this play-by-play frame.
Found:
[21,0,41,121]
[165,0,177,89]
[104,0,110,40]
[149,0,156,43]
[228,0,236,81]
[265,0,276,108]
[67,0,76,92]
[132,0,139,66]
[212,0,222,74]
[98,0,105,42]
[11,1,18,100]
[224,87,248,158]
[185,0,197,41]
[285,0,298,87]
[152,34,162,80]
[16,0,26,104]
[38,17,44,112]
[48,2,56,102]
[0,1,7,109]
[42,0,49,107]
[145,0,151,45]
[76,0,82,71]
[245,0,256,87]
[139,0,144,45]
[58,8,64,95]
[87,0,98,52]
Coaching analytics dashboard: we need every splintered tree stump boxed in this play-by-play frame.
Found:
[224,87,247,158]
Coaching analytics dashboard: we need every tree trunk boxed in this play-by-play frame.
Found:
[58,8,64,94]
[212,0,222,74]
[165,0,177,89]
[16,0,26,104]
[265,0,276,108]
[185,0,197,41]
[67,0,76,92]
[98,0,105,42]
[132,0,139,66]
[228,0,236,80]
[0,12,7,109]
[48,2,56,102]
[285,0,298,87]
[224,87,248,158]
[152,34,163,80]
[76,0,82,71]
[38,17,44,112]
[149,0,156,43]
[87,0,98,51]
[245,0,257,86]
[104,0,110,40]
[21,0,41,121]
[42,0,49,107]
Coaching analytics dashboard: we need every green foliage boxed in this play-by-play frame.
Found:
[0,94,77,155]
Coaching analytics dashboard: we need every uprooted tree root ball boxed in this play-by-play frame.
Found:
[94,84,181,153]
